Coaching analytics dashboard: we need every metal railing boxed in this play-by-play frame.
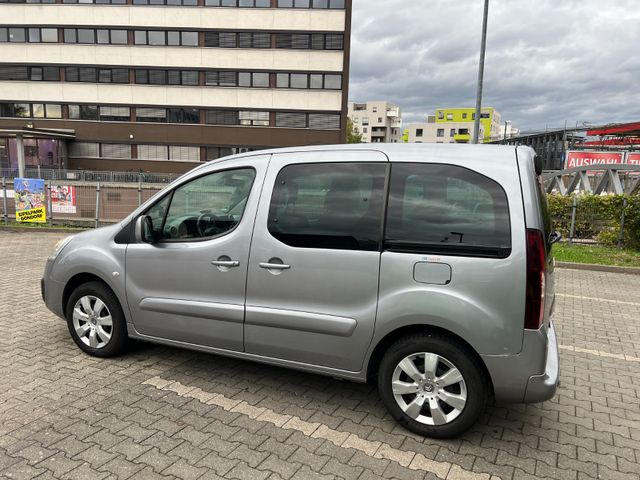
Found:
[543,164,640,196]
[0,168,181,184]
[1,178,166,228]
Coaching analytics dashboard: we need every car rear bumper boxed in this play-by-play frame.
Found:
[523,321,559,403]
[481,321,560,403]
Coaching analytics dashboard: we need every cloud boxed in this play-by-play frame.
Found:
[348,0,640,130]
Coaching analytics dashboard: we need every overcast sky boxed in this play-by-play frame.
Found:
[349,0,640,131]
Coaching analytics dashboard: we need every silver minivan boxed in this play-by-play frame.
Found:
[42,144,559,438]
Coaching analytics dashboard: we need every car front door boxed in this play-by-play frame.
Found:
[125,156,269,351]
[244,151,388,372]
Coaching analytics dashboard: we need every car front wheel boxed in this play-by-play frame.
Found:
[65,281,128,357]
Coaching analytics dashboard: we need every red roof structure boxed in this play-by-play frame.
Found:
[587,121,640,137]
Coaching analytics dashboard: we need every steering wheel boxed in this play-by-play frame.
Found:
[197,211,221,237]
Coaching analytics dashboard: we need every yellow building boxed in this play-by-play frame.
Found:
[435,108,502,143]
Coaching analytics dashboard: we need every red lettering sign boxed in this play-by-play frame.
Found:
[627,153,640,165]
[565,151,624,169]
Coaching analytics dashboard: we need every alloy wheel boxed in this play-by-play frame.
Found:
[72,295,113,349]
[391,352,467,425]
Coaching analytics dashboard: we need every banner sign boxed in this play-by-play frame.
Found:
[14,178,46,223]
[627,153,640,165]
[51,185,77,214]
[565,151,624,169]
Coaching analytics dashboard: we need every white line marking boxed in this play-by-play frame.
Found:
[556,293,640,307]
[142,376,500,480]
[559,345,640,363]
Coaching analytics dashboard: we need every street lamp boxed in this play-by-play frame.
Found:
[473,0,490,144]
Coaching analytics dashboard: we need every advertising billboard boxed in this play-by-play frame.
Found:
[51,185,77,214]
[565,151,624,169]
[627,153,640,165]
[14,178,46,223]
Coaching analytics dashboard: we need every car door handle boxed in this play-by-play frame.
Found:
[259,262,291,270]
[211,260,240,268]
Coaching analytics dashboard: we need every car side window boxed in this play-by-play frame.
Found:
[267,162,386,251]
[158,168,255,241]
[385,163,511,257]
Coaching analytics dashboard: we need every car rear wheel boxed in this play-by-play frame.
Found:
[66,281,128,357]
[378,333,488,438]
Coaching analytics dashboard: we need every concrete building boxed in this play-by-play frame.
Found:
[434,107,502,143]
[348,101,402,143]
[0,0,352,175]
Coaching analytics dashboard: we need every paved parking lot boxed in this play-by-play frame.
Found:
[0,230,639,480]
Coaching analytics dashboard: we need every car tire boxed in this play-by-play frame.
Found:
[378,332,488,438]
[65,281,128,358]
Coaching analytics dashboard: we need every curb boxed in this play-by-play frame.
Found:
[556,261,640,275]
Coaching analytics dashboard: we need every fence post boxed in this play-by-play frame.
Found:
[617,197,628,249]
[95,182,100,229]
[47,181,53,227]
[138,178,142,207]
[569,195,577,245]
[2,178,8,225]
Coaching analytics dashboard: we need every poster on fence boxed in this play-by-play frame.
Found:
[565,151,624,169]
[51,185,77,214]
[627,153,640,165]
[14,178,46,223]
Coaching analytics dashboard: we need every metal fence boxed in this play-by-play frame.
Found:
[0,168,180,185]
[1,178,165,227]
[550,195,630,247]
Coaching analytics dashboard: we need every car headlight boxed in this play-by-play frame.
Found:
[49,235,75,260]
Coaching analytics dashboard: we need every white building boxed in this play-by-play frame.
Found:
[0,0,352,174]
[348,101,402,143]
[405,116,485,144]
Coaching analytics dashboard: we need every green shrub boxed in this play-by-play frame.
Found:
[547,194,640,249]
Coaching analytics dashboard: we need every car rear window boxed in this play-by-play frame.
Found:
[385,163,511,258]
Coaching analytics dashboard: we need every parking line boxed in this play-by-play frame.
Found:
[559,344,640,363]
[142,376,499,480]
[556,293,640,307]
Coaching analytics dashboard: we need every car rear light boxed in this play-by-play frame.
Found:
[525,229,546,330]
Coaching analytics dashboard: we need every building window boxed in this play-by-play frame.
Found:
[99,106,131,122]
[138,144,169,161]
[278,0,345,7]
[462,113,468,119]
[238,72,269,88]
[205,109,240,125]
[308,113,340,130]
[362,127,367,133]
[239,111,269,126]
[135,69,198,86]
[169,145,201,162]
[205,71,238,86]
[0,103,30,117]
[276,73,341,90]
[450,128,456,137]
[135,30,199,46]
[446,113,453,120]
[206,0,271,6]
[136,108,167,123]
[69,105,99,120]
[101,144,131,159]
[167,108,199,123]
[275,112,307,128]
[437,128,444,137]
[416,129,423,137]
[362,117,369,126]
[377,117,382,123]
[205,31,270,48]
[437,111,444,120]
[276,33,343,50]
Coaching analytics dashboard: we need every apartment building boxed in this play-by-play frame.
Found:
[347,101,402,143]
[405,116,485,144]
[435,107,502,143]
[0,0,352,174]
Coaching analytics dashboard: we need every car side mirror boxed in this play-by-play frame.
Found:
[134,215,155,244]
[548,231,562,245]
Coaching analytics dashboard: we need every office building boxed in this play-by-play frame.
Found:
[0,0,352,174]
[347,101,402,143]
